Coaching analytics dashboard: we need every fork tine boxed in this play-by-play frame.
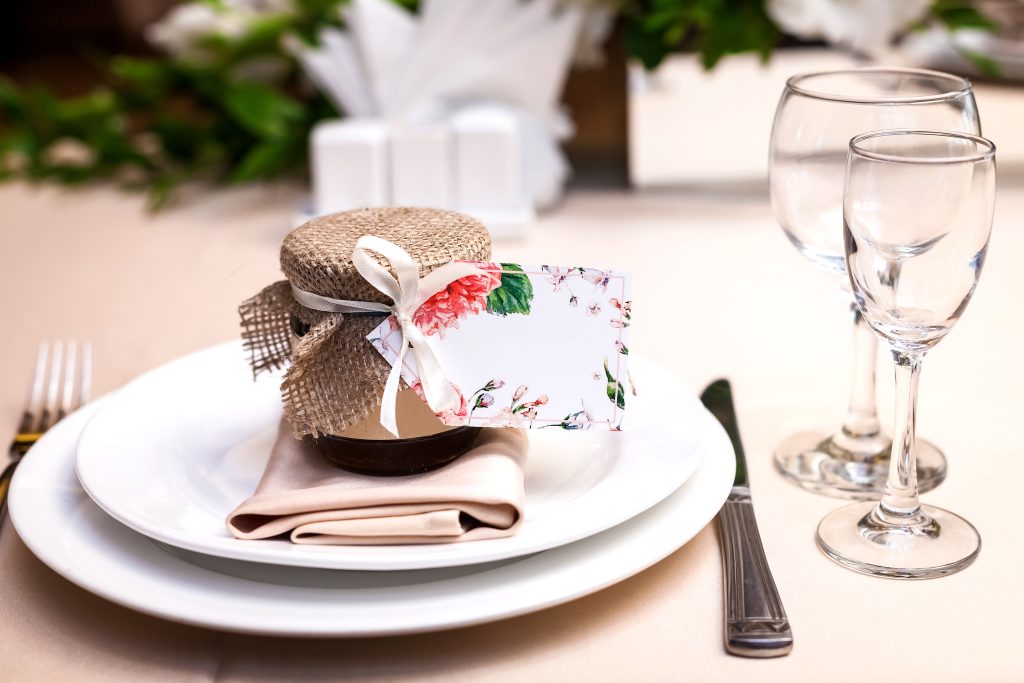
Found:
[39,340,63,432]
[58,340,77,420]
[17,342,49,434]
[79,341,92,406]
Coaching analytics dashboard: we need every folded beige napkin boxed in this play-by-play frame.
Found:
[226,421,527,545]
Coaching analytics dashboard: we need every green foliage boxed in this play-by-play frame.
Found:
[932,0,997,32]
[0,0,348,206]
[957,47,1002,77]
[627,0,998,72]
[625,0,779,71]
[222,82,305,139]
[486,264,534,317]
[926,2,1000,77]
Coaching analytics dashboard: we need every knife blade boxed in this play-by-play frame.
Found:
[700,379,793,658]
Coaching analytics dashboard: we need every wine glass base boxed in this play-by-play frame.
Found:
[774,429,946,500]
[816,501,980,579]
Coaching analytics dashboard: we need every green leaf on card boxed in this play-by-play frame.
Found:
[486,263,534,317]
[604,357,626,410]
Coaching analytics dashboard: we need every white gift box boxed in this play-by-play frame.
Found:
[293,0,585,238]
[307,115,534,239]
[310,119,389,214]
[389,124,453,208]
[451,104,522,211]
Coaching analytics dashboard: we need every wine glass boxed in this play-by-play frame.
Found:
[816,129,995,578]
[769,68,980,499]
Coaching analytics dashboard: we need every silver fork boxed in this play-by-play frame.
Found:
[1,341,92,525]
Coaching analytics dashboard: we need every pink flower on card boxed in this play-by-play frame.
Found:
[410,380,469,426]
[487,407,530,428]
[412,264,502,337]
[542,265,572,291]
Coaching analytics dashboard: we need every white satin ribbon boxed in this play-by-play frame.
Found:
[290,235,485,437]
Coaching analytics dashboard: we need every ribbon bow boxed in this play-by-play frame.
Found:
[290,235,484,437]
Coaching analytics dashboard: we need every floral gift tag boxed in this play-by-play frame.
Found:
[368,262,633,430]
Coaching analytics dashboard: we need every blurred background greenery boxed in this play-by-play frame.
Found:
[0,0,999,207]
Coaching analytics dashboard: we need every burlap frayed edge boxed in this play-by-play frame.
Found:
[239,280,294,378]
[239,280,392,438]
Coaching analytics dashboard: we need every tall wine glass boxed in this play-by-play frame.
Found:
[769,68,980,499]
[816,130,995,578]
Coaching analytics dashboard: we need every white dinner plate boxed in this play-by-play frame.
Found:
[11,400,735,636]
[75,343,707,571]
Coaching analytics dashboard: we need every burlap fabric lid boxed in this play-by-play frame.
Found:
[240,207,492,437]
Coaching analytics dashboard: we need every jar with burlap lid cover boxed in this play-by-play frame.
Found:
[239,207,492,452]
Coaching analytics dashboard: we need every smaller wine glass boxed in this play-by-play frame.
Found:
[816,130,995,579]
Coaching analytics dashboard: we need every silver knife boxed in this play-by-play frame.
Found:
[700,379,793,658]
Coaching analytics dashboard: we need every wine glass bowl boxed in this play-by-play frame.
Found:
[772,68,978,277]
[844,131,994,356]
[768,67,980,498]
[817,130,995,579]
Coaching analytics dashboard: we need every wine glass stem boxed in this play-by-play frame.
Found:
[842,304,882,439]
[879,351,923,519]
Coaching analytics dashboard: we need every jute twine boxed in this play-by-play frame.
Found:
[240,207,492,437]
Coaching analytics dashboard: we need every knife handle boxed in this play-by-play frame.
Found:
[717,491,793,658]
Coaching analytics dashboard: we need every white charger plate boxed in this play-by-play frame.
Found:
[75,343,707,571]
[11,400,735,636]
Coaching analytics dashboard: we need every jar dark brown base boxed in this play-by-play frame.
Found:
[314,427,483,476]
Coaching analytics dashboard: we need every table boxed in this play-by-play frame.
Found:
[1,176,1022,682]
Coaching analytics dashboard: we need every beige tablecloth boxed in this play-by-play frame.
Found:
[1,176,1022,682]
